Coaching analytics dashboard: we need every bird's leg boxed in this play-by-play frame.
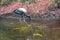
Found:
[23,15,27,23]
[24,15,32,26]
[19,15,23,22]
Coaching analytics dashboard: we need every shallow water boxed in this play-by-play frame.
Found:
[0,14,60,40]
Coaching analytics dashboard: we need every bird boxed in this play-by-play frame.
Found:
[13,8,31,22]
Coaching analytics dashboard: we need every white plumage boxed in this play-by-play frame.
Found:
[18,8,27,13]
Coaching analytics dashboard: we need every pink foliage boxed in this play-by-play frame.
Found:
[0,0,50,15]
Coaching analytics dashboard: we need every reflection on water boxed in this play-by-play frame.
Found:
[0,15,60,40]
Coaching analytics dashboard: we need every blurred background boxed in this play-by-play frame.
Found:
[0,0,60,40]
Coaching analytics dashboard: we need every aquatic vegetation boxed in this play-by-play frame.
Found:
[0,18,47,40]
[0,0,60,40]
